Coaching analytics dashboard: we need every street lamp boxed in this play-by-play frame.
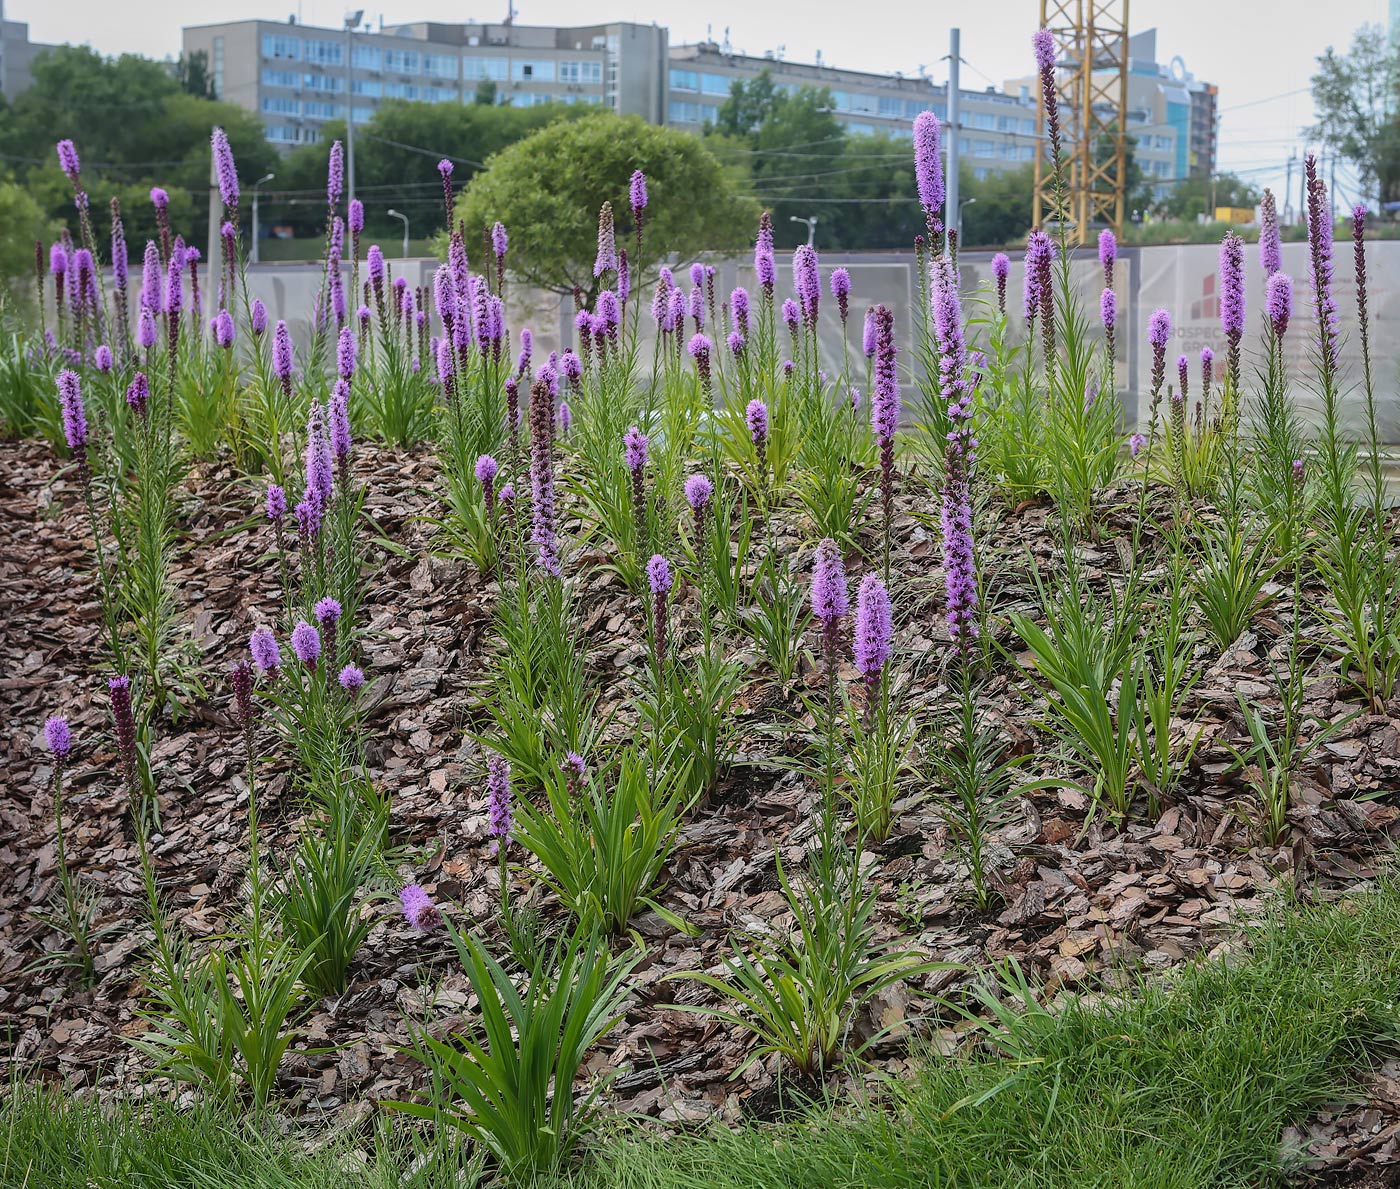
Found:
[251,172,275,264]
[386,208,410,259]
[344,10,364,205]
[789,214,817,247]
[956,196,976,245]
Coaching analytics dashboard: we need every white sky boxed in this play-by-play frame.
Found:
[9,0,1390,204]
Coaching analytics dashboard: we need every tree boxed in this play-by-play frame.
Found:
[177,50,215,99]
[0,45,276,254]
[1158,172,1260,221]
[0,174,55,295]
[474,79,499,106]
[1311,24,1400,204]
[960,164,1034,247]
[459,113,756,295]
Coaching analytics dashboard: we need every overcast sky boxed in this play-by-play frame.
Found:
[8,0,1390,203]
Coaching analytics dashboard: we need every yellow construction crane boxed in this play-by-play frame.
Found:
[1032,0,1130,242]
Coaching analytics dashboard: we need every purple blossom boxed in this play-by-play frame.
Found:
[830,268,852,322]
[730,287,750,338]
[330,380,351,462]
[630,169,648,220]
[597,289,621,333]
[338,664,365,695]
[94,345,113,373]
[1267,271,1293,340]
[862,306,878,357]
[273,321,293,383]
[648,553,673,595]
[304,400,334,512]
[727,331,745,358]
[327,140,344,210]
[1148,307,1171,400]
[870,303,899,446]
[250,625,281,674]
[290,621,321,668]
[594,201,617,278]
[1260,188,1281,277]
[211,127,239,212]
[782,299,800,335]
[492,221,508,264]
[212,309,235,349]
[399,883,442,931]
[315,597,342,628]
[57,369,87,451]
[138,310,157,350]
[991,252,1010,313]
[126,372,150,416]
[150,186,168,211]
[1200,347,1214,392]
[1101,287,1117,337]
[266,483,287,521]
[624,425,649,472]
[1033,29,1062,167]
[485,754,513,844]
[913,111,945,227]
[684,473,713,511]
[931,259,969,420]
[348,198,363,235]
[810,538,849,628]
[1129,432,1146,457]
[793,245,820,324]
[558,401,572,433]
[1305,155,1339,374]
[44,715,73,759]
[746,398,768,459]
[337,323,357,380]
[251,299,268,336]
[853,573,893,682]
[1098,228,1117,288]
[108,676,138,796]
[56,139,81,186]
[754,212,776,293]
[1219,231,1245,341]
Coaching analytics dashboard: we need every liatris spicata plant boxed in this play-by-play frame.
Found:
[755,211,776,300]
[1305,155,1339,380]
[491,220,508,289]
[746,399,769,478]
[1353,204,1374,393]
[1129,432,1146,458]
[476,454,499,516]
[399,883,442,931]
[1260,188,1281,277]
[250,625,281,676]
[438,159,455,223]
[830,268,852,327]
[647,553,673,665]
[125,372,150,417]
[913,110,945,238]
[689,333,712,395]
[57,369,87,456]
[273,320,293,398]
[1148,307,1171,412]
[251,298,267,337]
[793,245,820,326]
[230,658,256,734]
[326,140,344,213]
[314,597,342,671]
[108,675,140,815]
[338,665,365,696]
[1101,287,1117,367]
[869,304,899,570]
[1219,231,1245,395]
[685,473,713,546]
[1026,228,1056,370]
[624,424,649,549]
[329,380,352,485]
[211,127,239,223]
[810,538,849,680]
[853,572,892,710]
[594,201,617,279]
[1033,29,1062,174]
[211,309,235,350]
[336,323,357,381]
[862,307,877,359]
[46,715,73,761]
[1267,271,1293,341]
[991,253,1009,316]
[485,753,514,851]
[528,378,561,576]
[630,168,648,255]
[1200,346,1214,411]
[290,621,321,670]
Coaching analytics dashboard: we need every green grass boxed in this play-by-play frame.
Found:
[6,880,1400,1189]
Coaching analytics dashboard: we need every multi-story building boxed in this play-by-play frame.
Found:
[181,15,1214,191]
[181,16,666,149]
[1,1,55,101]
[666,39,1041,180]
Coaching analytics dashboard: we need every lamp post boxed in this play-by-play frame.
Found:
[387,208,410,259]
[789,214,818,247]
[251,172,275,264]
[344,10,364,205]
[957,196,976,245]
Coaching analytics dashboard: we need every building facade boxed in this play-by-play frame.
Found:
[1,1,54,101]
[180,15,1214,190]
[181,17,666,148]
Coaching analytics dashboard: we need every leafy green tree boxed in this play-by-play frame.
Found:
[1311,24,1400,204]
[0,174,55,293]
[0,45,276,255]
[459,113,756,296]
[961,164,1034,248]
[269,99,590,242]
[177,50,215,100]
[1158,172,1260,221]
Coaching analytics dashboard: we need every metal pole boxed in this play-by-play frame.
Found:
[252,191,260,265]
[387,209,409,258]
[946,27,960,245]
[206,150,219,299]
[345,18,356,205]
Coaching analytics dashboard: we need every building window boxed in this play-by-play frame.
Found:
[384,82,419,100]
[848,93,876,114]
[423,85,457,103]
[352,78,381,97]
[262,68,298,87]
[510,91,555,106]
[303,74,343,93]
[973,139,995,157]
[969,112,996,130]
[303,40,342,67]
[700,72,730,96]
[261,95,300,115]
[669,99,702,123]
[561,60,602,84]
[262,34,301,61]
[352,106,374,124]
[847,120,875,135]
[462,56,508,82]
[384,49,420,75]
[304,101,343,120]
[352,44,381,71]
[265,125,301,143]
[669,68,698,91]
[425,54,457,79]
[513,59,556,82]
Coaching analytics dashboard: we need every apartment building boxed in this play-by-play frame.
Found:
[181,17,666,148]
[1,0,54,101]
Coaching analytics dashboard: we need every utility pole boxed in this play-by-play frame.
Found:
[251,172,275,264]
[946,28,961,247]
[345,10,363,205]
[206,150,219,300]
[1284,150,1295,223]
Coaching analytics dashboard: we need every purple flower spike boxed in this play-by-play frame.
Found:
[594,201,617,278]
[1267,271,1293,340]
[624,425,649,473]
[327,140,344,210]
[211,127,239,212]
[853,573,893,684]
[913,111,944,229]
[337,324,357,380]
[1219,231,1245,342]
[290,620,321,669]
[126,372,150,416]
[793,245,820,324]
[991,253,1010,314]
[830,268,852,322]
[399,883,442,931]
[811,538,849,627]
[44,715,73,759]
[685,473,713,511]
[1098,228,1117,288]
[1129,432,1147,458]
[485,754,513,846]
[754,212,776,294]
[94,345,113,373]
[348,198,363,235]
[56,139,81,185]
[250,625,281,675]
[1259,189,1281,277]
[251,299,268,336]
[314,597,342,627]
[266,483,287,521]
[338,665,365,695]
[212,309,235,349]
[630,169,648,219]
[647,553,673,595]
[273,321,293,384]
[57,369,87,451]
